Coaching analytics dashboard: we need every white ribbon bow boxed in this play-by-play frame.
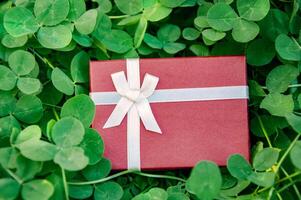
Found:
[103,71,162,134]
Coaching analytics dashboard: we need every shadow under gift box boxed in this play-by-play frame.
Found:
[90,56,249,170]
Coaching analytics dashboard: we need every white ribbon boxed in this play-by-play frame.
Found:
[91,58,249,170]
[91,86,249,105]
[102,59,161,170]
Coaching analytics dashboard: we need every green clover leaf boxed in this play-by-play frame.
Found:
[186,161,222,200]
[21,179,54,200]
[70,51,90,83]
[37,25,72,49]
[207,3,238,31]
[236,0,270,21]
[3,7,39,37]
[51,117,85,148]
[13,95,43,124]
[115,0,143,15]
[94,182,124,200]
[74,9,98,35]
[79,128,104,165]
[159,0,186,8]
[34,0,70,26]
[0,178,20,200]
[54,146,89,171]
[8,50,35,76]
[51,67,75,96]
[260,93,294,117]
[82,158,111,181]
[0,65,17,91]
[275,34,301,61]
[231,19,259,43]
[60,94,95,128]
[68,0,86,21]
[266,65,299,93]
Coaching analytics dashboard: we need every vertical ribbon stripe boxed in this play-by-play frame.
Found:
[126,59,142,170]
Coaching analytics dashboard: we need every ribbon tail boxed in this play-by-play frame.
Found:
[127,106,141,170]
[103,97,133,129]
[136,98,162,134]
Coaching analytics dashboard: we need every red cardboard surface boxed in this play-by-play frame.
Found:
[90,56,249,170]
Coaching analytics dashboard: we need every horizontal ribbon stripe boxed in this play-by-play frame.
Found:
[90,85,249,105]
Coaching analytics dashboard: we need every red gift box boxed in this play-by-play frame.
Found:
[90,56,249,170]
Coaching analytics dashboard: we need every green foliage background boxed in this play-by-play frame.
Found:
[0,0,301,199]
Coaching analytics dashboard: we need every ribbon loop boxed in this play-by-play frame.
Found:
[111,71,130,96]
[141,74,159,98]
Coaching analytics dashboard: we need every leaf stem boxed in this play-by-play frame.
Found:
[278,179,301,193]
[277,171,301,184]
[293,111,301,115]
[276,191,283,200]
[288,84,301,88]
[291,37,301,49]
[109,14,131,19]
[133,171,187,182]
[68,170,136,185]
[261,84,301,90]
[92,37,110,58]
[3,168,23,184]
[52,108,60,121]
[269,0,279,8]
[254,112,273,147]
[67,170,186,186]
[266,187,275,200]
[42,80,51,86]
[280,167,301,198]
[44,103,62,109]
[29,48,55,70]
[274,134,300,173]
[61,167,70,200]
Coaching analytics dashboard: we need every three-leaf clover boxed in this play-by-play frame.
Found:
[0,50,41,95]
[202,0,269,44]
[144,24,186,54]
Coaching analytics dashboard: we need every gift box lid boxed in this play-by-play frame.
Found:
[90,56,249,170]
